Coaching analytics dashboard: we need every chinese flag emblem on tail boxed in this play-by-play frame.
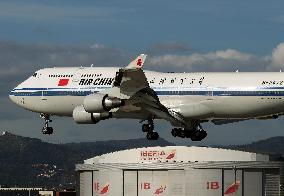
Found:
[58,79,69,86]
[136,58,142,67]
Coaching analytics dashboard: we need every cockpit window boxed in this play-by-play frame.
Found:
[32,73,37,77]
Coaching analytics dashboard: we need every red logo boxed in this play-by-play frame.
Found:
[100,183,110,194]
[154,185,166,195]
[58,79,69,86]
[140,149,177,161]
[206,181,220,190]
[136,58,142,67]
[166,150,176,160]
[141,182,151,190]
[224,181,240,195]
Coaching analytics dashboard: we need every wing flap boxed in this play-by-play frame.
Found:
[212,119,248,125]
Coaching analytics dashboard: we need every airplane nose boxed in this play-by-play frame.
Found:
[9,90,16,104]
[9,88,20,106]
[10,80,28,107]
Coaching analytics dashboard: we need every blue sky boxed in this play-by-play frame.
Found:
[1,0,284,52]
[2,0,284,145]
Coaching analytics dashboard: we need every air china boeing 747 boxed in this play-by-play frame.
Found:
[9,54,284,141]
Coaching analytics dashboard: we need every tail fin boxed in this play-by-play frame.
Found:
[126,54,147,69]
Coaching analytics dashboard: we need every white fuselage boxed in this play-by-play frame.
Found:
[9,67,284,121]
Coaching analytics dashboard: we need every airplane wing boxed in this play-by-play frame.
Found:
[97,54,187,126]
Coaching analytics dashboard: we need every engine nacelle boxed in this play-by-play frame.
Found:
[83,93,125,113]
[72,105,112,124]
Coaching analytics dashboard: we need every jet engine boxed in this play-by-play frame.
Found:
[73,105,112,124]
[83,93,125,113]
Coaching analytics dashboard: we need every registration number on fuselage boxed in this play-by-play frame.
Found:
[262,80,284,85]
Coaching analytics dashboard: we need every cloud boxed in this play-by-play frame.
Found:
[0,41,125,79]
[148,43,284,72]
[213,49,252,61]
[270,42,284,68]
[3,42,100,79]
[148,48,264,72]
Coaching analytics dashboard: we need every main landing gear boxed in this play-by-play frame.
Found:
[171,124,207,141]
[40,113,54,135]
[142,119,159,140]
[142,119,207,141]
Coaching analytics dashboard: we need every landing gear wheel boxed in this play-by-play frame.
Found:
[171,128,187,138]
[200,130,207,139]
[191,130,207,141]
[142,118,159,140]
[171,128,178,137]
[42,127,53,135]
[46,127,53,135]
[179,130,186,138]
[146,132,152,140]
[171,123,207,141]
[146,131,159,140]
[142,124,153,132]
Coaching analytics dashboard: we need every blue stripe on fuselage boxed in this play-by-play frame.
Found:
[9,89,284,97]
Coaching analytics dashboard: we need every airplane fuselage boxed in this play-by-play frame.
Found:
[9,67,284,122]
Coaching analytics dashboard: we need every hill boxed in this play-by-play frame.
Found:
[0,131,174,189]
[223,136,284,158]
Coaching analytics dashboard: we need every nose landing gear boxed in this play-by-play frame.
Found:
[142,119,159,140]
[40,114,54,135]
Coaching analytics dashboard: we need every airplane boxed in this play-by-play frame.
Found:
[9,54,284,141]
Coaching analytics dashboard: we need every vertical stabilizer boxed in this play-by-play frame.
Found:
[126,54,147,69]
